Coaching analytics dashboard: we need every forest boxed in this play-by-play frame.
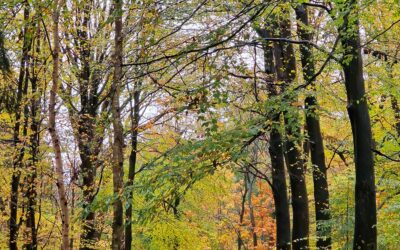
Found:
[0,0,399,249]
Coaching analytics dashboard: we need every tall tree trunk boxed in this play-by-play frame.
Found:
[21,76,30,247]
[25,24,41,250]
[272,11,310,249]
[25,79,38,250]
[257,27,291,250]
[294,4,331,249]
[49,1,70,249]
[111,0,124,248]
[76,3,100,248]
[339,1,377,248]
[268,126,291,249]
[283,118,310,250]
[9,77,25,250]
[125,83,141,250]
[9,4,31,248]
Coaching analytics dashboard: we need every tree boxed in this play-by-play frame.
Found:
[49,0,70,248]
[111,0,124,248]
[1,0,400,248]
[270,9,310,248]
[256,26,291,249]
[9,3,32,248]
[294,3,331,248]
[338,0,377,247]
[125,80,141,249]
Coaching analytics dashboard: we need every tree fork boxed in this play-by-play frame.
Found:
[256,26,291,249]
[271,8,310,248]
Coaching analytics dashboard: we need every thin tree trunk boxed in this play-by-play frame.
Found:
[49,1,70,248]
[70,176,76,249]
[238,174,248,250]
[25,24,42,250]
[339,1,377,248]
[111,0,124,248]
[272,12,310,249]
[21,80,30,246]
[246,172,257,248]
[390,95,400,137]
[9,5,31,248]
[25,80,38,250]
[125,83,141,250]
[10,166,21,250]
[294,4,331,249]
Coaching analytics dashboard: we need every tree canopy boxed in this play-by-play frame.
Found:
[0,0,399,249]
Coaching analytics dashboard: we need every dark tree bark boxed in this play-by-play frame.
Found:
[9,5,32,249]
[338,1,377,248]
[24,25,42,250]
[269,125,292,249]
[25,78,38,250]
[79,155,98,250]
[390,95,400,137]
[71,3,105,248]
[9,169,20,250]
[256,27,291,250]
[283,119,310,250]
[271,12,310,249]
[125,83,141,250]
[237,173,248,250]
[0,31,9,73]
[111,0,124,248]
[246,172,258,248]
[294,4,331,249]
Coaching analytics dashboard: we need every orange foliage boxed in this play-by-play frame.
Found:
[232,179,276,249]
